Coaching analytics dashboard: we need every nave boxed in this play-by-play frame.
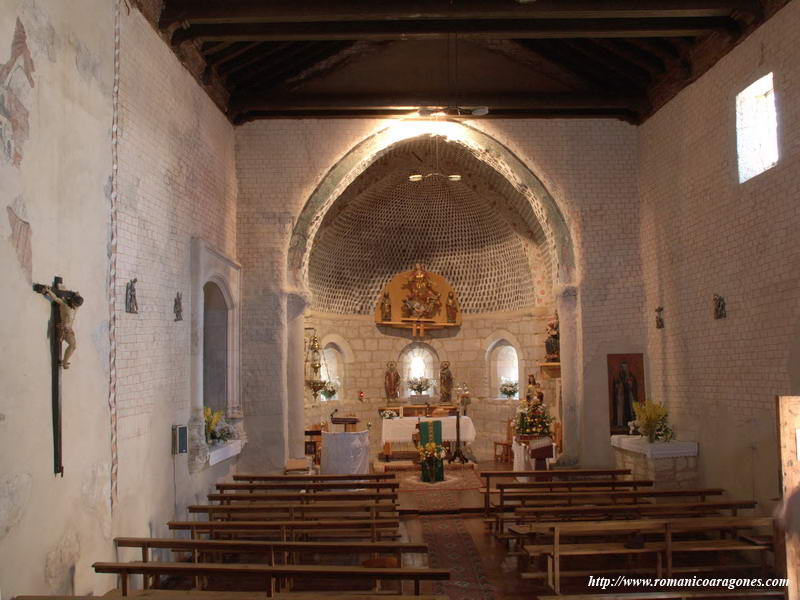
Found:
[13,462,786,600]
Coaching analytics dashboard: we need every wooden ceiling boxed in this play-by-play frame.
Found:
[145,0,788,124]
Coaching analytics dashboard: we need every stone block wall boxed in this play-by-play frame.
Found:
[612,448,699,491]
[303,310,559,462]
[638,0,800,511]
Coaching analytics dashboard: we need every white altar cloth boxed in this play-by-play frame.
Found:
[320,431,370,475]
[610,435,698,458]
[380,415,476,445]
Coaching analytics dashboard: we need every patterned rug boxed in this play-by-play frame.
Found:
[397,467,483,511]
[420,516,497,600]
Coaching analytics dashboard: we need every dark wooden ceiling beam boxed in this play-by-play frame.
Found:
[241,43,354,92]
[590,39,667,75]
[227,42,329,89]
[204,42,261,67]
[229,92,647,115]
[563,39,652,86]
[161,1,758,28]
[170,17,734,46]
[219,42,294,78]
[519,39,631,94]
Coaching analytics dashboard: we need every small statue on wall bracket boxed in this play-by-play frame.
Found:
[713,294,726,319]
[174,292,183,321]
[544,311,560,362]
[655,306,664,329]
[125,278,138,314]
[380,292,392,322]
[445,291,459,323]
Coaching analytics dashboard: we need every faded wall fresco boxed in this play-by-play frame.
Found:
[0,17,34,167]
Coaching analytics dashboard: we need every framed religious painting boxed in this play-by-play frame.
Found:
[607,353,646,434]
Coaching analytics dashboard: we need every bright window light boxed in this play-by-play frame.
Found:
[410,355,426,379]
[736,73,779,183]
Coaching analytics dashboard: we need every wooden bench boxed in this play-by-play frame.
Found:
[480,468,632,516]
[216,481,400,493]
[498,487,725,510]
[92,561,450,597]
[168,518,400,542]
[18,592,449,600]
[519,516,774,593]
[513,500,758,523]
[537,591,785,599]
[234,473,397,482]
[115,537,428,573]
[208,491,398,505]
[188,502,398,521]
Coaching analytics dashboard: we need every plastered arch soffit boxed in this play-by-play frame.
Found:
[319,333,355,364]
[288,120,576,291]
[483,330,525,363]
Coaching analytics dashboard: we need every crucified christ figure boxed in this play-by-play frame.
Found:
[38,284,83,368]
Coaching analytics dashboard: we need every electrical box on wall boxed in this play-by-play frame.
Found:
[172,425,188,455]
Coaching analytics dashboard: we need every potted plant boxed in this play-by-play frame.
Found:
[204,406,237,446]
[418,441,446,482]
[633,400,674,443]
[515,397,554,441]
[320,380,338,400]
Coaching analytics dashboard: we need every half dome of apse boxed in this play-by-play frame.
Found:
[308,173,537,315]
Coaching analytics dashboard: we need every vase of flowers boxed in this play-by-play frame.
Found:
[633,400,674,443]
[204,406,237,446]
[499,379,519,399]
[418,441,445,482]
[408,376,431,396]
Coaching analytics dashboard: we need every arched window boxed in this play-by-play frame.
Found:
[489,341,519,399]
[320,343,343,401]
[399,343,437,397]
[203,281,228,412]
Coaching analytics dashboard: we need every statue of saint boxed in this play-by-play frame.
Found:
[39,285,84,369]
[126,278,138,314]
[613,362,638,428]
[439,361,453,404]
[445,291,459,323]
[545,311,560,362]
[380,292,392,322]
[525,373,543,403]
[174,292,183,321]
[401,263,441,319]
[384,361,400,401]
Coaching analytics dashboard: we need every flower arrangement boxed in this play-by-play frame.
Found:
[515,398,554,438]
[204,406,237,445]
[320,380,338,400]
[418,441,446,462]
[379,409,399,419]
[499,379,519,399]
[408,376,431,395]
[633,400,674,443]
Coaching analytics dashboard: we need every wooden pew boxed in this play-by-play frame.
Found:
[188,502,398,521]
[92,561,451,597]
[497,479,653,492]
[234,473,397,482]
[480,468,632,515]
[513,500,758,524]
[208,491,398,505]
[19,592,448,600]
[518,516,774,594]
[216,481,399,493]
[168,518,400,542]
[537,591,785,599]
[115,537,428,577]
[498,487,725,510]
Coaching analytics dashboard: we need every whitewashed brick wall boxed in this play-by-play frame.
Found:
[639,0,800,511]
[115,8,238,536]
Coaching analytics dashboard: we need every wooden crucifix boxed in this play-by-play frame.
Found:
[33,276,83,476]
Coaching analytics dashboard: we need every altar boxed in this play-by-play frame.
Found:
[380,414,476,459]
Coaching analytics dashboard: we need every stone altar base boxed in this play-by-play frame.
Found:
[611,435,699,490]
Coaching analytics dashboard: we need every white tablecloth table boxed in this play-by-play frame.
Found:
[320,430,370,475]
[380,415,476,445]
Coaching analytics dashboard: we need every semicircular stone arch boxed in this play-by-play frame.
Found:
[288,121,575,294]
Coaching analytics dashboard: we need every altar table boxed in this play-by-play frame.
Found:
[380,415,477,445]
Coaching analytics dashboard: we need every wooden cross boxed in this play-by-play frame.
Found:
[33,275,81,476]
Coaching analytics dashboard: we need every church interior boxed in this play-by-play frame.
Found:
[2,1,800,598]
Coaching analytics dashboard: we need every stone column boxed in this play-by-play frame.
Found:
[286,291,310,460]
[556,286,579,465]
